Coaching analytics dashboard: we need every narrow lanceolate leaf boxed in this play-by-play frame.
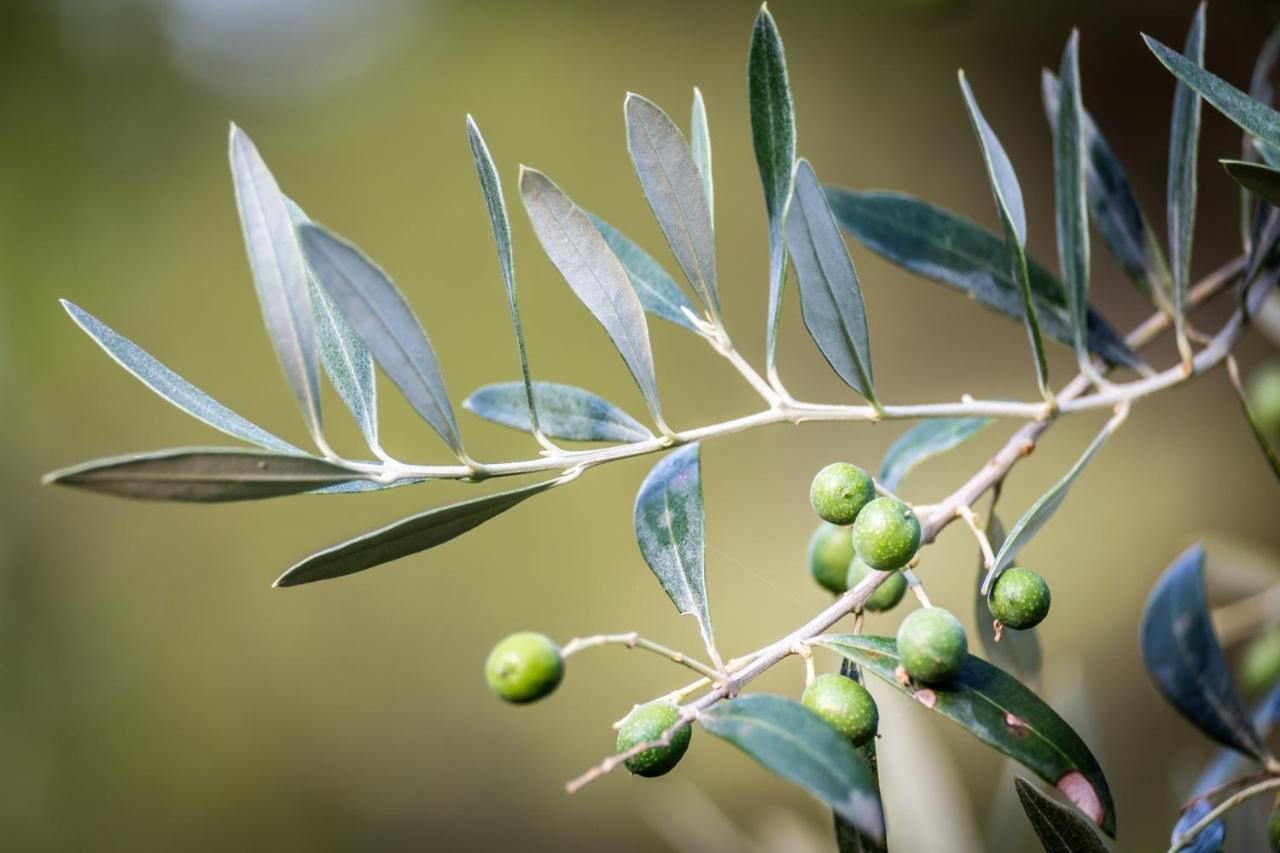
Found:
[749,3,796,375]
[975,513,1042,683]
[1223,160,1280,208]
[467,115,540,441]
[959,71,1049,395]
[1242,24,1280,248]
[229,125,326,450]
[464,381,652,444]
[878,417,992,492]
[825,189,1143,369]
[1053,32,1092,372]
[633,444,714,654]
[1228,358,1280,482]
[785,159,876,402]
[982,417,1119,594]
[44,448,365,503]
[60,300,302,454]
[286,199,379,450]
[814,634,1116,836]
[586,213,700,332]
[691,87,714,226]
[1170,801,1223,853]
[1140,544,1268,759]
[298,224,465,458]
[699,694,884,843]
[1166,5,1206,358]
[519,168,665,426]
[1244,186,1280,287]
[276,477,563,587]
[1042,70,1172,308]
[1013,778,1110,853]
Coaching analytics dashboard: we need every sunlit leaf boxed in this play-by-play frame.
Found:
[974,514,1042,683]
[878,417,992,492]
[1053,32,1092,370]
[464,381,652,443]
[691,87,714,226]
[699,694,884,842]
[1013,777,1109,853]
[586,212,700,332]
[1165,5,1206,353]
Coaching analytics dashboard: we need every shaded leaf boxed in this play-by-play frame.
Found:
[975,513,1043,683]
[298,224,466,459]
[1014,777,1110,853]
[519,167,665,426]
[1241,24,1280,248]
[1140,544,1268,759]
[1244,193,1280,288]
[1166,5,1206,352]
[44,448,365,503]
[691,87,713,226]
[1223,160,1280,208]
[814,634,1116,836]
[825,189,1143,369]
[1228,358,1280,482]
[625,93,719,317]
[879,417,992,492]
[464,381,652,444]
[785,158,876,401]
[835,659,887,853]
[586,212,700,331]
[276,476,563,587]
[1171,801,1224,853]
[1053,32,1092,370]
[633,444,714,653]
[699,694,884,842]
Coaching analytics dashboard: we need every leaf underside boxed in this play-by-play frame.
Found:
[464,381,652,444]
[1013,777,1110,853]
[586,212,701,331]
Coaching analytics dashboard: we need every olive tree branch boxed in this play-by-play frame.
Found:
[1168,775,1280,852]
[956,504,995,571]
[560,632,721,681]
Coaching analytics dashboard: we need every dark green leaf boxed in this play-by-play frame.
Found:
[634,444,714,653]
[464,381,652,444]
[1223,160,1280,208]
[44,448,365,502]
[1244,192,1280,287]
[298,224,466,459]
[1053,32,1092,369]
[1140,544,1268,759]
[814,634,1116,836]
[691,87,713,226]
[748,2,796,376]
[1170,801,1224,853]
[699,694,884,842]
[586,212,700,332]
[975,513,1042,683]
[1014,777,1110,853]
[785,159,876,401]
[1166,5,1206,350]
[1241,24,1280,248]
[825,189,1143,369]
[878,417,992,492]
[625,93,719,317]
[275,476,563,586]
[835,660,887,853]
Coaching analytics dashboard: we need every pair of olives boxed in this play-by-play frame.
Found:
[809,463,922,574]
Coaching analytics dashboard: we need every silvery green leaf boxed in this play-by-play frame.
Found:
[44,448,366,502]
[625,93,719,318]
[275,476,563,586]
[633,444,714,654]
[464,381,652,444]
[285,199,379,450]
[586,212,700,331]
[519,167,665,426]
[298,224,466,459]
[974,513,1042,683]
[467,116,540,440]
[1053,32,1092,371]
[228,125,326,450]
[784,159,876,402]
[878,417,992,492]
[699,694,884,843]
[691,87,714,226]
[1013,778,1110,853]
[959,71,1050,395]
[1166,5,1206,352]
[749,2,796,376]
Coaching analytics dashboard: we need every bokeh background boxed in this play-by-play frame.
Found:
[5,0,1280,849]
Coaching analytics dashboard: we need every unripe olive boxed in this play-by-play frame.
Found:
[616,701,692,777]
[897,608,968,683]
[801,672,878,745]
[987,567,1051,630]
[810,463,875,525]
[846,557,908,612]
[1241,626,1280,695]
[852,497,921,571]
[1249,362,1280,436]
[484,631,564,703]
[808,522,856,594]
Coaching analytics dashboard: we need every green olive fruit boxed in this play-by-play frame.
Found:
[1241,626,1280,695]
[897,608,968,683]
[809,463,875,525]
[846,557,908,612]
[808,522,856,594]
[1249,362,1280,436]
[852,497,921,571]
[484,631,564,703]
[616,701,692,777]
[801,672,878,745]
[987,567,1051,630]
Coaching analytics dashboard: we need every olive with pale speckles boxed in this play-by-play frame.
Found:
[617,701,692,777]
[846,557,908,612]
[987,567,1051,629]
[808,522,856,594]
[809,463,875,525]
[801,673,878,745]
[852,497,921,571]
[484,632,564,703]
[897,608,967,683]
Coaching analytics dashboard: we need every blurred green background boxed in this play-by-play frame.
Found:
[5,0,1280,849]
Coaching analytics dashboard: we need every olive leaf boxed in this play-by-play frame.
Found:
[1013,777,1110,853]
[44,448,366,503]
[1242,179,1280,287]
[633,444,715,656]
[975,513,1042,683]
[298,224,467,460]
[1166,4,1206,353]
[699,694,884,843]
[1170,801,1223,853]
[585,212,700,332]
[877,417,992,492]
[835,660,887,853]
[1226,359,1280,482]
[748,2,796,377]
[814,634,1116,836]
[691,87,714,225]
[784,158,876,402]
[1240,23,1280,249]
[1053,31,1092,372]
[464,381,652,444]
[1223,160,1280,208]
[1140,544,1269,760]
[959,70,1050,396]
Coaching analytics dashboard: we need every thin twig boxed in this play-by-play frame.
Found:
[902,569,931,608]
[1168,776,1280,852]
[560,632,721,681]
[956,504,995,570]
